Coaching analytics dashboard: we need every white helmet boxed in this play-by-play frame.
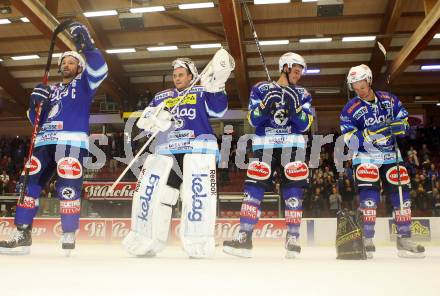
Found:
[347,64,372,91]
[58,51,86,70]
[279,52,307,74]
[172,57,198,83]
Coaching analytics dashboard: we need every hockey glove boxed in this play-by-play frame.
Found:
[136,102,173,133]
[69,22,95,52]
[30,84,51,108]
[283,85,303,113]
[200,48,235,93]
[362,123,392,145]
[389,119,408,136]
[260,88,282,115]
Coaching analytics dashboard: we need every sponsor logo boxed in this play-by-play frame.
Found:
[41,121,63,131]
[83,183,136,200]
[137,174,160,222]
[265,127,291,135]
[386,166,410,185]
[175,107,196,120]
[393,208,411,223]
[356,163,379,182]
[57,157,82,179]
[61,187,76,199]
[352,106,368,120]
[164,94,197,108]
[360,207,376,223]
[26,156,41,176]
[188,173,208,222]
[285,210,302,224]
[17,196,38,209]
[390,220,431,241]
[247,161,271,180]
[169,130,195,140]
[284,161,309,181]
[209,169,217,196]
[60,200,81,214]
[240,203,259,220]
[364,114,387,127]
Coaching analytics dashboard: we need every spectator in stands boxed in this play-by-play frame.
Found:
[0,169,9,195]
[340,178,355,210]
[407,146,419,166]
[328,186,342,217]
[311,187,323,217]
[415,184,428,211]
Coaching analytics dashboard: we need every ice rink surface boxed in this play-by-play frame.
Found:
[1,242,440,296]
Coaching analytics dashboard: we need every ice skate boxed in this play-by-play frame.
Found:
[0,224,32,255]
[364,238,375,259]
[285,234,301,259]
[61,232,76,257]
[397,237,425,259]
[223,231,253,258]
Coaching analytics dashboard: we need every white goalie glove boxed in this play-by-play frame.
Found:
[136,102,173,133]
[200,48,235,93]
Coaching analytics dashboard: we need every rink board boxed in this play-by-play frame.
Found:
[0,217,438,245]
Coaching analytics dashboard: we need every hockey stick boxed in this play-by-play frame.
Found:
[108,57,215,193]
[18,19,73,204]
[376,41,404,212]
[242,1,271,82]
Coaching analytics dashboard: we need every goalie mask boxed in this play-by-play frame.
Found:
[172,58,198,84]
[347,64,372,91]
[279,52,307,74]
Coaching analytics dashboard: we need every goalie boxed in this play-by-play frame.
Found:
[122,49,235,258]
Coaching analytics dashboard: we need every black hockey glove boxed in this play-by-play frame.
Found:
[69,22,95,52]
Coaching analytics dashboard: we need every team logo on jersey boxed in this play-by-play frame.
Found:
[247,161,271,180]
[61,187,76,199]
[174,118,184,129]
[386,166,410,185]
[273,103,289,126]
[26,156,41,176]
[57,157,82,179]
[284,161,309,181]
[48,100,63,119]
[285,197,301,209]
[356,163,379,182]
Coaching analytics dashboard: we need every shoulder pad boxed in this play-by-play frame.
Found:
[345,98,363,114]
[255,81,271,92]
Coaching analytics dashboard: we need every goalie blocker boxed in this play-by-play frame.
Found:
[336,209,367,260]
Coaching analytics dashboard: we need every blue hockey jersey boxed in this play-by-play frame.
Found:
[340,91,409,165]
[149,86,227,155]
[247,81,313,151]
[27,49,108,151]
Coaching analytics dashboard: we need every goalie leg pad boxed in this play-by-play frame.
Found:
[123,154,179,256]
[180,153,217,258]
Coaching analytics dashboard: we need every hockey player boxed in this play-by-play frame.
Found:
[122,49,234,258]
[223,52,314,258]
[340,64,425,258]
[0,22,108,255]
